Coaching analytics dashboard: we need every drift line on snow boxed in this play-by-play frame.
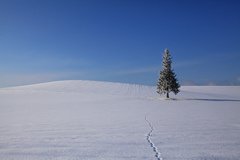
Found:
[145,113,162,160]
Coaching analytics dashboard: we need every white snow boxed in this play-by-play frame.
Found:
[0,80,240,160]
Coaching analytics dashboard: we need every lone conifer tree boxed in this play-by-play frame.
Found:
[157,49,180,98]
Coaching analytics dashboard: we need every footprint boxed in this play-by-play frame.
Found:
[145,113,163,160]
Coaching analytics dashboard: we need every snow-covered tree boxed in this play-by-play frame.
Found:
[157,49,180,98]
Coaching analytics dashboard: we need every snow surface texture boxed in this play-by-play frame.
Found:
[0,80,240,160]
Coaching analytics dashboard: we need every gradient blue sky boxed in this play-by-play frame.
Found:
[1,0,240,87]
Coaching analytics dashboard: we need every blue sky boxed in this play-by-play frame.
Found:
[1,0,240,87]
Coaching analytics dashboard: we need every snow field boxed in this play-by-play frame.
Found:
[0,80,240,159]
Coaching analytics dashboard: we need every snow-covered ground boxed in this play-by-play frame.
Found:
[0,80,240,160]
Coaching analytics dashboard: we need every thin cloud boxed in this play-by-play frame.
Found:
[0,72,85,88]
[116,66,160,75]
[173,60,200,68]
[180,80,197,86]
[115,60,200,76]
[203,80,237,86]
[238,77,240,82]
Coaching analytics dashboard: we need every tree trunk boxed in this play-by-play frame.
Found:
[166,92,169,98]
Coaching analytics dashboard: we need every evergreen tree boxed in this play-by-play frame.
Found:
[157,49,180,98]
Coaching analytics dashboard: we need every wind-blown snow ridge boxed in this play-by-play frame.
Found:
[145,113,162,160]
[2,80,240,100]
[1,80,159,98]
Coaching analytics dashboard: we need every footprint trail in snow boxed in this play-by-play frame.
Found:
[145,113,162,160]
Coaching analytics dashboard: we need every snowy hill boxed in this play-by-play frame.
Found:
[0,80,240,160]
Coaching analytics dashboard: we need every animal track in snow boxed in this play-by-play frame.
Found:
[145,114,162,160]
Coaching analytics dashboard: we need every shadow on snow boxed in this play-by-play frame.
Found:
[186,98,240,102]
[147,97,240,102]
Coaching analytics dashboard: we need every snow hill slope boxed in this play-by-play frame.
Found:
[0,80,240,160]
